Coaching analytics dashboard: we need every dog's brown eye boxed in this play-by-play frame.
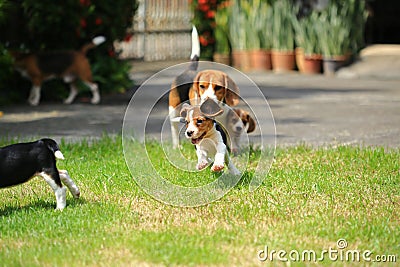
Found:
[197,119,203,124]
[214,86,222,91]
[199,84,206,89]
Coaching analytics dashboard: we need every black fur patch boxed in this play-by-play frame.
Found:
[0,139,61,188]
[37,51,74,75]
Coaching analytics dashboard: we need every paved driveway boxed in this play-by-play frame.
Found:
[1,69,399,148]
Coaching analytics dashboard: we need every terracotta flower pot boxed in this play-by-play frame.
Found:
[249,49,272,71]
[302,55,323,74]
[271,50,296,73]
[232,50,251,71]
[213,53,231,66]
[295,47,305,73]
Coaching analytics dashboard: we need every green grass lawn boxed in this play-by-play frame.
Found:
[0,136,398,266]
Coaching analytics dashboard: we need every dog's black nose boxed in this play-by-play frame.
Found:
[186,130,194,137]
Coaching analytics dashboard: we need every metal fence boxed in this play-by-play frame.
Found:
[115,0,193,61]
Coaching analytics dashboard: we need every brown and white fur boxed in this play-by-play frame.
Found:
[12,36,105,106]
[224,108,256,154]
[180,99,240,175]
[169,28,240,148]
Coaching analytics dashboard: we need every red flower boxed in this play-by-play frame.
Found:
[95,17,102,25]
[198,3,210,12]
[79,0,91,6]
[124,33,133,42]
[205,10,215,19]
[199,36,208,46]
[80,18,87,28]
[108,49,116,57]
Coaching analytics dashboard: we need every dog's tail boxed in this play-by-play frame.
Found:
[189,26,200,71]
[80,36,106,54]
[40,138,65,160]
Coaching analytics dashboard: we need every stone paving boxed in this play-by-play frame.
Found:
[1,45,399,148]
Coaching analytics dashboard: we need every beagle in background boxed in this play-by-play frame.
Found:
[168,27,240,148]
[224,108,256,154]
[12,36,105,106]
[180,98,240,175]
[169,26,200,148]
[0,139,80,210]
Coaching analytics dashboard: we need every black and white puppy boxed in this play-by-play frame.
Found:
[0,138,80,210]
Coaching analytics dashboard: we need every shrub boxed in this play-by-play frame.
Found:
[0,0,137,104]
[191,0,222,60]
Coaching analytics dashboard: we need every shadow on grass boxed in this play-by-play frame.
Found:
[0,197,87,217]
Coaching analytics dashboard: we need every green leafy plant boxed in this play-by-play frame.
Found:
[191,0,221,60]
[214,1,231,54]
[0,0,137,104]
[257,1,273,50]
[292,11,322,56]
[0,45,19,106]
[228,0,247,51]
[271,0,295,52]
[228,0,272,52]
[244,0,264,50]
[348,0,368,54]
[315,0,367,58]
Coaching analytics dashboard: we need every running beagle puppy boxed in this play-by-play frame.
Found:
[224,108,256,154]
[168,28,240,148]
[12,36,105,106]
[180,98,240,175]
[0,139,80,210]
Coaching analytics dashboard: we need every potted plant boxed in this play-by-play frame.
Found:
[315,0,367,75]
[214,1,231,65]
[292,11,323,74]
[228,0,250,70]
[348,0,368,56]
[270,0,296,72]
[248,0,272,71]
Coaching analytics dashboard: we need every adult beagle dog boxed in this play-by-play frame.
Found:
[168,27,240,148]
[0,139,80,210]
[12,36,105,106]
[180,98,240,175]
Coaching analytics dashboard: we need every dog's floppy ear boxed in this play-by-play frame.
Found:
[224,74,240,106]
[200,98,224,118]
[180,103,192,118]
[246,113,256,133]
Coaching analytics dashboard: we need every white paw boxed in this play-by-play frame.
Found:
[63,98,73,104]
[28,98,39,106]
[91,96,100,104]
